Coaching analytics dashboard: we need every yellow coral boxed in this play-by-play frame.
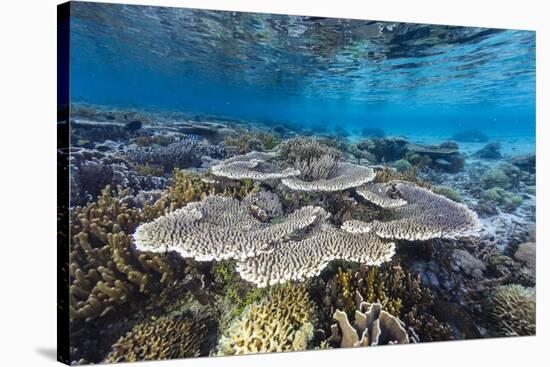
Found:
[104,315,207,362]
[217,285,314,355]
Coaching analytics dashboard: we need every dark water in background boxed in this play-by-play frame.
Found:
[69,2,536,138]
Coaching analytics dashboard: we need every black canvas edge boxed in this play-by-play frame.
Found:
[57,1,71,365]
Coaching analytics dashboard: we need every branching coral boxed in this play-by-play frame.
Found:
[104,315,207,362]
[280,137,342,180]
[69,186,174,323]
[211,152,300,181]
[344,181,480,241]
[320,263,452,343]
[487,284,536,336]
[134,195,327,261]
[327,294,410,347]
[217,285,314,355]
[281,162,375,192]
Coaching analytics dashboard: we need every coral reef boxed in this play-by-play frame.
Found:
[514,241,536,276]
[69,186,175,323]
[236,222,396,287]
[474,141,502,159]
[487,284,536,336]
[134,194,327,261]
[355,182,407,208]
[393,159,412,172]
[224,132,264,154]
[70,148,167,205]
[481,187,523,212]
[217,285,314,355]
[280,137,342,180]
[450,129,489,143]
[451,249,486,279]
[432,185,463,202]
[356,136,409,163]
[405,141,464,172]
[511,153,536,173]
[281,162,375,192]
[318,263,451,343]
[104,315,208,362]
[327,297,410,347]
[343,181,480,240]
[125,138,226,172]
[211,152,300,181]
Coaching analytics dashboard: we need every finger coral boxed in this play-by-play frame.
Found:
[211,151,300,181]
[104,315,208,362]
[327,294,410,347]
[217,284,314,355]
[134,195,327,261]
[236,223,395,287]
[343,181,480,240]
[487,284,536,336]
[70,186,174,323]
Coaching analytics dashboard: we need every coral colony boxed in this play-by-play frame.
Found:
[60,3,536,365]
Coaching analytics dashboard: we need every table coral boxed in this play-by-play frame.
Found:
[343,181,480,241]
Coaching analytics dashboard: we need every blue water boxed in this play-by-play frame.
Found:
[69,2,536,138]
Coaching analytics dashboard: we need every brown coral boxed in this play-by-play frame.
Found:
[217,284,314,355]
[104,315,207,362]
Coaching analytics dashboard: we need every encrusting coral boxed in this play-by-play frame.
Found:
[487,284,536,336]
[343,181,480,241]
[103,315,208,363]
[217,284,315,355]
[327,293,410,347]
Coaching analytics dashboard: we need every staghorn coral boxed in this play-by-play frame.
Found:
[134,195,327,261]
[327,296,410,347]
[103,315,207,362]
[343,181,480,241]
[70,186,174,323]
[125,138,226,172]
[487,284,536,337]
[211,151,300,181]
[236,222,395,287]
[217,285,314,355]
[281,162,375,192]
[280,137,342,180]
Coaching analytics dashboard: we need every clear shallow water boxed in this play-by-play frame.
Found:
[69,2,536,138]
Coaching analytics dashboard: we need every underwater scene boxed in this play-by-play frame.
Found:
[64,2,536,364]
